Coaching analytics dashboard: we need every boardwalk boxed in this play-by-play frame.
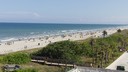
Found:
[31,56,128,72]
[31,59,76,67]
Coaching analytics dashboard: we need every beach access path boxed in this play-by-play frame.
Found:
[106,52,128,71]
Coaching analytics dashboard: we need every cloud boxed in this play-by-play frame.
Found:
[33,13,40,17]
[0,11,42,23]
[110,16,128,19]
[0,11,40,19]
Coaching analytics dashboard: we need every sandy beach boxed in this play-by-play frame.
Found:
[0,27,125,54]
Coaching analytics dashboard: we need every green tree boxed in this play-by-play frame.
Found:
[102,30,107,37]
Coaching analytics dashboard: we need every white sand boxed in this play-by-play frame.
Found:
[0,27,125,54]
[106,52,128,71]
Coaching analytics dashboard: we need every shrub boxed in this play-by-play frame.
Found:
[33,40,83,62]
[2,53,31,64]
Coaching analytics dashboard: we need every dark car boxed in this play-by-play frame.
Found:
[116,66,125,71]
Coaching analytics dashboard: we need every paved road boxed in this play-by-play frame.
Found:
[68,66,126,72]
[106,52,128,71]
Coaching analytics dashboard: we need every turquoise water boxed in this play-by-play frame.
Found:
[0,23,123,41]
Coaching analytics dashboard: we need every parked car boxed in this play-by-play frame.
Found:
[116,66,125,71]
[2,64,20,71]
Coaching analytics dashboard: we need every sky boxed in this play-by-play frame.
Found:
[0,0,128,24]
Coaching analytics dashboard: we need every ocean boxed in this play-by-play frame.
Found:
[0,23,125,42]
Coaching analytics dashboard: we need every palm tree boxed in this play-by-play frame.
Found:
[102,30,107,37]
[100,51,104,68]
[89,39,96,64]
[104,45,109,64]
[118,37,126,51]
[98,48,104,68]
[117,29,121,33]
[109,45,115,61]
[99,42,107,68]
[90,39,95,47]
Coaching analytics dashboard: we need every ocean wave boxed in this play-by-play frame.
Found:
[61,30,67,33]
[30,32,34,35]
[0,38,17,42]
[0,25,126,42]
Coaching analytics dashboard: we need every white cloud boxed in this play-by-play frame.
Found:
[110,16,128,19]
[0,11,40,18]
[33,13,40,17]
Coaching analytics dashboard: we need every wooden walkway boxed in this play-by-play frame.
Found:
[31,59,76,67]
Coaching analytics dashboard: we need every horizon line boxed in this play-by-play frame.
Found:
[0,22,127,25]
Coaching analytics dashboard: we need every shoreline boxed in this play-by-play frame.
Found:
[0,27,127,54]
[0,25,125,43]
